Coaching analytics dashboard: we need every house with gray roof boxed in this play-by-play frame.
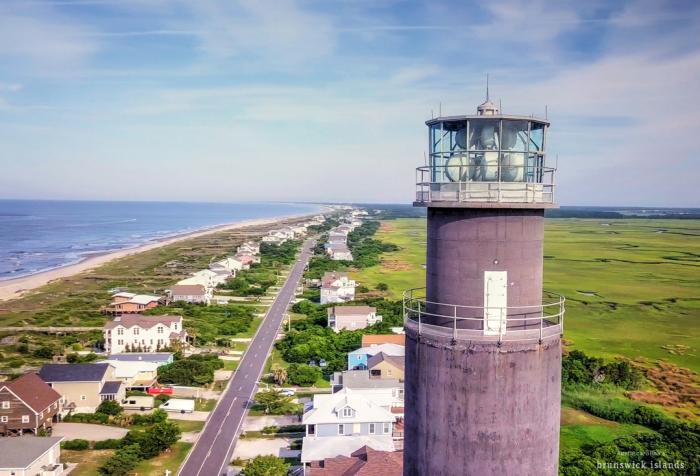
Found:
[38,363,124,414]
[301,388,397,468]
[0,436,64,476]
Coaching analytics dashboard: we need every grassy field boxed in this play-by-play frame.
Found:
[62,449,115,475]
[559,406,654,450]
[351,218,700,372]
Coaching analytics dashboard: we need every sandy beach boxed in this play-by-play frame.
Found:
[0,212,315,302]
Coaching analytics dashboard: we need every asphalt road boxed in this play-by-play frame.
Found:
[178,238,315,476]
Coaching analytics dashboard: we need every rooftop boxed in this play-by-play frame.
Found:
[333,370,402,390]
[309,445,403,476]
[361,335,405,347]
[39,363,111,383]
[0,437,63,469]
[173,284,208,294]
[304,388,395,426]
[367,352,405,371]
[350,343,405,357]
[330,306,376,316]
[3,373,62,413]
[105,314,183,330]
[106,353,173,363]
[100,381,122,395]
[301,436,395,464]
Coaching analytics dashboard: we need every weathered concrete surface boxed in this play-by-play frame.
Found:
[425,208,545,329]
[403,327,561,476]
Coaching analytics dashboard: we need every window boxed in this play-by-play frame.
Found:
[369,423,375,434]
[21,415,29,423]
[383,422,391,434]
[0,416,7,423]
[117,328,124,336]
[157,326,164,334]
[308,424,315,436]
[80,395,87,401]
[174,323,178,330]
[342,407,353,418]
[338,424,344,435]
[133,328,139,335]
[1,401,9,409]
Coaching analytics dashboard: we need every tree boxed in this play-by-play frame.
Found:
[32,346,55,359]
[241,455,290,476]
[98,444,142,476]
[254,390,296,415]
[96,399,123,416]
[271,365,288,385]
[287,363,322,386]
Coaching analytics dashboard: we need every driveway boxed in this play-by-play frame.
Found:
[243,415,300,431]
[53,423,128,440]
[167,410,210,421]
[232,438,300,459]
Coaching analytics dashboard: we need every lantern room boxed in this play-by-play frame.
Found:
[415,99,556,206]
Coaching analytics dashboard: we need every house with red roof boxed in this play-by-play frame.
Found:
[309,445,403,475]
[0,373,62,436]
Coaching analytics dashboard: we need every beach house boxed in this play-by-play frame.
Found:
[103,313,188,353]
[0,437,65,476]
[320,272,356,304]
[308,445,403,476]
[327,244,353,261]
[169,283,211,305]
[0,373,63,436]
[301,388,397,468]
[38,363,124,414]
[327,306,381,332]
[103,292,161,315]
[368,353,405,381]
[347,343,405,371]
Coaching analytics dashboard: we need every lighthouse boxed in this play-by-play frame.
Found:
[403,95,565,475]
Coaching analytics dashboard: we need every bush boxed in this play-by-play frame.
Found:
[94,439,123,450]
[131,409,167,426]
[63,413,109,424]
[157,353,223,386]
[32,346,55,359]
[241,455,290,476]
[97,399,123,416]
[62,439,90,450]
[98,444,141,476]
[122,421,181,459]
[287,363,322,386]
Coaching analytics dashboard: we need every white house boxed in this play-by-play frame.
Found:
[320,272,356,304]
[170,284,212,305]
[104,314,188,353]
[213,257,244,273]
[301,388,396,465]
[327,306,381,332]
[328,244,353,261]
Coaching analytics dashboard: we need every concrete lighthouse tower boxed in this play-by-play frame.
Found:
[403,94,565,475]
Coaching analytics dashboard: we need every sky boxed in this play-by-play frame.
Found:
[0,0,698,207]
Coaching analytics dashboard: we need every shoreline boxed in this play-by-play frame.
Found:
[0,211,319,303]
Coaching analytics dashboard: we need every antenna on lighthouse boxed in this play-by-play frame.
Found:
[486,73,490,101]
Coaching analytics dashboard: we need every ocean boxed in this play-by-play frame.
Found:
[0,200,321,281]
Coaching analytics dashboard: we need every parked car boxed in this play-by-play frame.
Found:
[121,396,155,411]
[160,398,195,414]
[280,389,296,397]
[148,386,174,395]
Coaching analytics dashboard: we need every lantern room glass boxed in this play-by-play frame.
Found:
[429,118,547,184]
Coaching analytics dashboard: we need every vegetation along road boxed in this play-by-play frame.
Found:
[178,238,314,476]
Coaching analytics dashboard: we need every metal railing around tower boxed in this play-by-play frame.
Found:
[415,164,556,205]
[403,288,564,343]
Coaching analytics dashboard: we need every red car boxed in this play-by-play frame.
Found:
[147,386,174,395]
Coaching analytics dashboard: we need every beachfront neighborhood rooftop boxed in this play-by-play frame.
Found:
[103,314,187,353]
[327,305,382,332]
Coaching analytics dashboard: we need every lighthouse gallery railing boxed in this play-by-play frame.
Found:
[403,288,565,343]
